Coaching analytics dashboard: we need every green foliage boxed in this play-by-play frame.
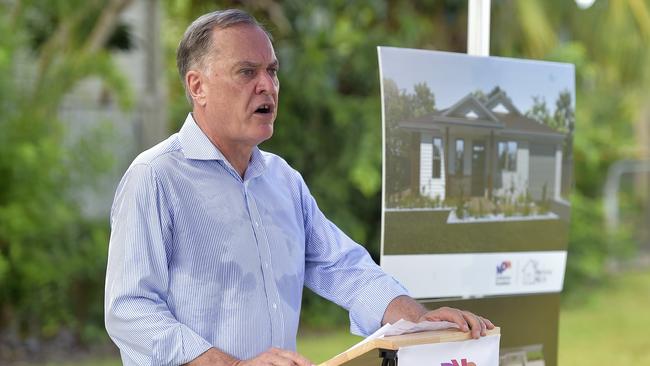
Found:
[554,90,574,134]
[383,78,435,198]
[2,0,647,346]
[298,288,349,330]
[496,0,650,289]
[525,95,553,126]
[0,0,130,349]
[564,192,636,292]
[525,90,574,133]
[389,191,446,209]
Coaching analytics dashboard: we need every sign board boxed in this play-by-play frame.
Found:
[378,46,575,366]
[399,335,500,366]
[318,327,501,366]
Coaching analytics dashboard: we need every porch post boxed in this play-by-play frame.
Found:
[445,127,450,198]
[411,133,420,195]
[487,130,495,199]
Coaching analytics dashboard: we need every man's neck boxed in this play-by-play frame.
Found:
[192,113,252,179]
[214,142,252,179]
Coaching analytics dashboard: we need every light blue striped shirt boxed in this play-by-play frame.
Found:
[105,114,408,365]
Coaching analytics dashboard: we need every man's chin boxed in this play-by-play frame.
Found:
[255,125,274,144]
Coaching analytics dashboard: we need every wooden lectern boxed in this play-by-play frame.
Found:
[318,327,500,366]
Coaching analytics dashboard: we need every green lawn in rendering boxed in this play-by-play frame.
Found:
[383,210,568,254]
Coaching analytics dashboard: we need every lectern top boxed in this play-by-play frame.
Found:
[318,327,501,366]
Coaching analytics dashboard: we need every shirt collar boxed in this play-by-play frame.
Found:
[179,113,267,178]
[179,113,226,161]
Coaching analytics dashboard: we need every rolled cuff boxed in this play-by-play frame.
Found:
[348,277,409,336]
[152,324,214,365]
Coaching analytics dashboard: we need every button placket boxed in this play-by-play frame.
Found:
[245,181,284,345]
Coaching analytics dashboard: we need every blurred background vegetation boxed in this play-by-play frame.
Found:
[1,0,649,364]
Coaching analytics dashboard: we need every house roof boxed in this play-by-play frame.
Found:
[398,88,565,140]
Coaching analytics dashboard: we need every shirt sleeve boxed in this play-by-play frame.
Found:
[104,163,213,365]
[298,175,409,337]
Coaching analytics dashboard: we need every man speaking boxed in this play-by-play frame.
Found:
[104,9,493,366]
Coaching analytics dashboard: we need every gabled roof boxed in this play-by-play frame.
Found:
[485,87,521,115]
[398,88,564,139]
[441,93,500,122]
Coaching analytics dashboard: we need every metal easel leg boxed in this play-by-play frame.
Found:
[379,349,398,366]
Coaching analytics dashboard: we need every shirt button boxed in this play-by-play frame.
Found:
[264,262,269,268]
[255,221,260,227]
[272,303,277,310]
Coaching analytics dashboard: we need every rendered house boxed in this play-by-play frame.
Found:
[399,88,566,202]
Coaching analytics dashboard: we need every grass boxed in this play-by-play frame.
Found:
[298,270,650,366]
[19,269,650,366]
[558,269,650,365]
[302,269,650,365]
[296,329,362,364]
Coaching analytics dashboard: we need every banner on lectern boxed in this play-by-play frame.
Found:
[398,335,501,366]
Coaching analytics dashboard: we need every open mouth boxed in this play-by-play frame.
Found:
[254,104,273,114]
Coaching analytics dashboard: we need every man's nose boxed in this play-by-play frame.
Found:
[255,71,278,95]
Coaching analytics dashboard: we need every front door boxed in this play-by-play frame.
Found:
[471,141,486,196]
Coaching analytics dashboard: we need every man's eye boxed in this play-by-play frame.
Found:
[268,68,278,77]
[241,69,255,76]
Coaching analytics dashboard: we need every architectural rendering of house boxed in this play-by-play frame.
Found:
[399,88,566,202]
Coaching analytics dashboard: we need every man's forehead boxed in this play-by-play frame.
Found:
[212,24,276,61]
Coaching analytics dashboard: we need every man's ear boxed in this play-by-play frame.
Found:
[186,70,206,107]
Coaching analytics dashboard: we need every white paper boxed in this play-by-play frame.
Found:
[381,319,459,337]
[340,319,459,355]
[398,334,501,366]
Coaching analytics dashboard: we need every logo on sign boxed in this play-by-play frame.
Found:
[522,259,552,285]
[496,260,511,274]
[495,260,513,286]
[441,359,476,366]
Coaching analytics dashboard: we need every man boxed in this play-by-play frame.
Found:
[105,9,494,366]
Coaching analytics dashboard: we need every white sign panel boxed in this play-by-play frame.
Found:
[381,251,566,299]
[398,334,501,366]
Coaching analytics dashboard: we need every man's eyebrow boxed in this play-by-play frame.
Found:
[233,60,279,69]
[234,61,260,69]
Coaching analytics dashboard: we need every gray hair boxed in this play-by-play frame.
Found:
[176,9,272,105]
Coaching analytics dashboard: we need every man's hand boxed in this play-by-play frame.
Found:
[382,295,495,339]
[418,306,495,339]
[233,348,313,366]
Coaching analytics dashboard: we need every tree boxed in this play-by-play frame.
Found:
[412,82,436,118]
[382,79,436,201]
[493,0,650,288]
[0,0,134,351]
[554,89,574,134]
[525,96,554,127]
[554,89,575,161]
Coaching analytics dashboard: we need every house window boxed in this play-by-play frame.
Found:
[498,141,518,172]
[432,137,442,179]
[455,139,464,175]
